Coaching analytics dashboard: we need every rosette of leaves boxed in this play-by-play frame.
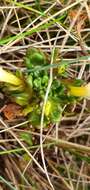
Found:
[0,48,88,127]
[23,50,70,126]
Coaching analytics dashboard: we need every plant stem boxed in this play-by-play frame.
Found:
[48,137,90,154]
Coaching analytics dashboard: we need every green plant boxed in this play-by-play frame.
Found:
[0,48,89,127]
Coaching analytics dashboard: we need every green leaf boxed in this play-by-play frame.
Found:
[20,132,33,146]
[24,48,47,69]
[12,92,30,106]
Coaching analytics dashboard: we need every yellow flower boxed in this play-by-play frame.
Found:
[0,67,22,86]
[45,100,52,116]
[69,83,90,99]
[58,65,65,74]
